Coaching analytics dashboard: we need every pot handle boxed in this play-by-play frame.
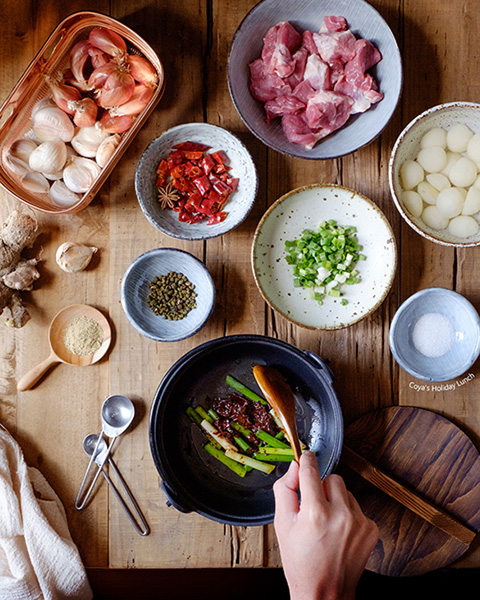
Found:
[301,351,334,385]
[161,481,192,514]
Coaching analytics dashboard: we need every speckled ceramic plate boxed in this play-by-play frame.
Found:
[252,185,397,330]
[389,102,480,247]
[135,123,258,240]
[121,248,215,342]
[228,0,402,159]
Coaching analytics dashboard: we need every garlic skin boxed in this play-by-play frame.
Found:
[63,156,101,193]
[96,134,121,167]
[56,242,98,272]
[49,180,81,207]
[29,140,67,174]
[71,125,109,157]
[32,106,75,143]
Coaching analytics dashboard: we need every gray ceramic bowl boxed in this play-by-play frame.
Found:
[228,0,402,159]
[121,248,215,342]
[389,288,480,382]
[389,102,480,247]
[135,123,258,240]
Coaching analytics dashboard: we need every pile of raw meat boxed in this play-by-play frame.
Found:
[249,16,383,149]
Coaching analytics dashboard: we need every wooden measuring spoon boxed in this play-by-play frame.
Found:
[253,365,302,461]
[17,304,111,392]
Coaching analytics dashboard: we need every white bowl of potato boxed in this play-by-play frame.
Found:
[389,102,480,246]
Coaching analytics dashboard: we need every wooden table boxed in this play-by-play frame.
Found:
[1,0,479,570]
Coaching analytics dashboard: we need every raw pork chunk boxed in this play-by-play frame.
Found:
[248,16,383,149]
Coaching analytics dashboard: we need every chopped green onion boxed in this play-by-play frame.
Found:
[204,443,247,477]
[284,220,365,305]
[225,375,268,405]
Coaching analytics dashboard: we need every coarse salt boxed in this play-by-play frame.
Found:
[412,312,455,358]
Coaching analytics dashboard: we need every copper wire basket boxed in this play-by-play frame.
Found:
[0,11,165,214]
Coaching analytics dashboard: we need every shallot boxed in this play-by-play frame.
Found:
[69,41,92,90]
[127,55,158,87]
[97,67,135,108]
[89,27,127,59]
[109,83,154,116]
[67,97,98,128]
[48,77,82,114]
[99,112,135,133]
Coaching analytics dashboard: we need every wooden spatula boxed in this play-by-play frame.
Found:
[253,365,302,462]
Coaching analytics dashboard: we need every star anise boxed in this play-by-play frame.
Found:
[157,181,180,209]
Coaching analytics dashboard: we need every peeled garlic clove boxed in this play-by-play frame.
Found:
[63,156,101,193]
[29,140,67,174]
[4,154,30,178]
[9,138,38,163]
[21,171,50,194]
[56,242,98,273]
[32,106,75,143]
[49,180,81,207]
[96,133,121,167]
[43,170,64,181]
[71,124,109,157]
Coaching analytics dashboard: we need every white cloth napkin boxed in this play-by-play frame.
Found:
[0,425,92,600]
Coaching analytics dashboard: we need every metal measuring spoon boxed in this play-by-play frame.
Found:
[75,395,135,510]
[17,304,111,392]
[82,434,149,536]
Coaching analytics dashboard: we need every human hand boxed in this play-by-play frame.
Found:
[273,451,378,600]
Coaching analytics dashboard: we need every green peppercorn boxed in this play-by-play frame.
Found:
[146,271,197,320]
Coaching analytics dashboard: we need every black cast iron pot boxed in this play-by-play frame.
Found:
[149,334,343,526]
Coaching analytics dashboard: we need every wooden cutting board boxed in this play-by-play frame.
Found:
[341,406,480,576]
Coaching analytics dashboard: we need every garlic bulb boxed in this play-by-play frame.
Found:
[96,134,121,167]
[71,124,109,157]
[32,106,75,143]
[21,171,50,194]
[63,156,101,193]
[56,242,98,272]
[49,180,81,207]
[8,138,37,163]
[29,140,67,174]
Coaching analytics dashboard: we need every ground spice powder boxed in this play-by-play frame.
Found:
[64,316,103,356]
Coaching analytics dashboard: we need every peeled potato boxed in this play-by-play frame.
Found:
[441,151,461,177]
[420,127,447,149]
[402,190,423,217]
[436,187,464,218]
[400,159,424,190]
[448,215,479,237]
[448,156,477,187]
[467,133,480,163]
[421,205,449,230]
[426,172,451,191]
[417,181,438,204]
[416,146,447,173]
[462,187,480,215]
[446,123,474,153]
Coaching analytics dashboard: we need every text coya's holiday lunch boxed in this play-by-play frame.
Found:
[409,373,475,392]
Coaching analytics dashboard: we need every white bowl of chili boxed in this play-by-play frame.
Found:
[135,123,258,240]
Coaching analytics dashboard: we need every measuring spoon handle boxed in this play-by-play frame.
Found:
[17,352,60,392]
[107,458,150,536]
[75,437,117,510]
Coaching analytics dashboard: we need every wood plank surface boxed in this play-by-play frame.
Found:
[0,0,479,571]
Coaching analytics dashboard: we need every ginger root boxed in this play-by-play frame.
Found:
[0,211,40,327]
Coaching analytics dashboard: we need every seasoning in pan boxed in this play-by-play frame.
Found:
[146,271,197,320]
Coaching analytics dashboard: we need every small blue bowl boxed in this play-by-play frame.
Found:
[121,248,215,342]
[389,288,480,382]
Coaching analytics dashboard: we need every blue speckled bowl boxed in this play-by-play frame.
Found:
[121,248,215,342]
[135,123,258,240]
[389,288,480,382]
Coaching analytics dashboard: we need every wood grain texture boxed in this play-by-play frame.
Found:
[343,407,480,575]
[0,0,479,572]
